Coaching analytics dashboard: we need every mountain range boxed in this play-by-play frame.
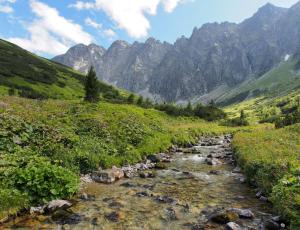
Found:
[53,2,300,104]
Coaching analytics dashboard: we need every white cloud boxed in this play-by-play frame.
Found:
[0,0,16,13]
[8,0,93,56]
[85,17,102,29]
[70,0,189,38]
[103,28,116,38]
[0,5,13,13]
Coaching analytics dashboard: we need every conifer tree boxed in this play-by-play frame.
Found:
[84,66,99,102]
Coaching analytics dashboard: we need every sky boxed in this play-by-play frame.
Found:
[0,0,299,58]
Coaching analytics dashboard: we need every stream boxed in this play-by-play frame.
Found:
[3,135,278,230]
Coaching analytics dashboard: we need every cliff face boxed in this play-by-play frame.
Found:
[53,2,300,102]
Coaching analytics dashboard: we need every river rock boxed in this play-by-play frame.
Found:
[155,196,177,205]
[120,182,136,188]
[30,206,45,215]
[155,162,167,169]
[79,193,95,201]
[226,222,242,230]
[206,158,222,166]
[165,207,178,221]
[105,211,124,222]
[139,171,156,178]
[264,219,280,230]
[209,210,239,224]
[91,166,124,184]
[46,200,72,213]
[232,167,241,173]
[227,208,254,219]
[136,191,149,197]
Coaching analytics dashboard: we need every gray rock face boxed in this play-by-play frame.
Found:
[53,2,300,103]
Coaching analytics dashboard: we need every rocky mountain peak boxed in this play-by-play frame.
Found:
[53,2,300,103]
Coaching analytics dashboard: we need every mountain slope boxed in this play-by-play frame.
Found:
[0,39,125,100]
[53,1,300,103]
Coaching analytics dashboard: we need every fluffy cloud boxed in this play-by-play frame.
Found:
[0,0,16,13]
[103,28,116,38]
[85,17,102,29]
[70,0,188,38]
[8,0,93,56]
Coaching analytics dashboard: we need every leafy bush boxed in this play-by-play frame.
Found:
[0,188,29,218]
[275,108,300,128]
[0,152,79,204]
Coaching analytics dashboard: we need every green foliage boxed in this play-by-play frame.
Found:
[127,94,135,104]
[8,88,15,96]
[233,124,300,226]
[155,102,226,121]
[137,95,144,106]
[0,188,29,218]
[84,66,100,102]
[223,110,249,127]
[275,107,300,128]
[0,152,79,204]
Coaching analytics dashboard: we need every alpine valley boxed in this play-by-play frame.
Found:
[53,2,300,104]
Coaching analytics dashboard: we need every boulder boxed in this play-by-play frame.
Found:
[226,222,242,230]
[209,210,239,224]
[139,171,156,178]
[46,200,72,213]
[91,166,124,184]
[227,208,254,219]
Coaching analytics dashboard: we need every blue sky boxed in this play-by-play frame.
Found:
[0,0,298,58]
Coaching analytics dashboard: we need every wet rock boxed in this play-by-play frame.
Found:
[155,196,177,205]
[165,207,178,221]
[92,166,124,184]
[232,167,241,173]
[155,162,167,169]
[122,166,137,178]
[136,191,149,197]
[46,200,72,213]
[91,171,115,184]
[120,182,136,188]
[79,193,95,201]
[91,217,98,226]
[51,210,84,225]
[256,190,264,198]
[209,170,222,175]
[259,196,268,202]
[264,219,280,230]
[147,153,170,163]
[227,208,254,219]
[108,201,124,209]
[226,222,241,230]
[206,158,222,166]
[30,206,45,215]
[111,166,125,179]
[189,223,205,230]
[209,210,239,224]
[139,171,156,178]
[142,184,155,190]
[105,211,124,222]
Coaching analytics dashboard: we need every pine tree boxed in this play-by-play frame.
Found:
[127,94,135,104]
[137,96,144,106]
[84,66,99,102]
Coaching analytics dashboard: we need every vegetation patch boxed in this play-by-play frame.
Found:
[233,124,300,228]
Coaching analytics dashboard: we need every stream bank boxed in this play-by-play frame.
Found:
[3,135,286,230]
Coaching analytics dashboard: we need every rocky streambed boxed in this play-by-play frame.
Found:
[2,135,286,229]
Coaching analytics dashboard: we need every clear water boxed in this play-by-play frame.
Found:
[3,137,274,230]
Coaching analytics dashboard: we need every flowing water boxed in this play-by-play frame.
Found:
[3,136,275,230]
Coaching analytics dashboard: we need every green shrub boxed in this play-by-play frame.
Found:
[0,152,79,204]
[0,188,29,218]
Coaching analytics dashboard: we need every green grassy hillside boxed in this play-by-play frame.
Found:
[0,39,127,101]
[219,58,300,107]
